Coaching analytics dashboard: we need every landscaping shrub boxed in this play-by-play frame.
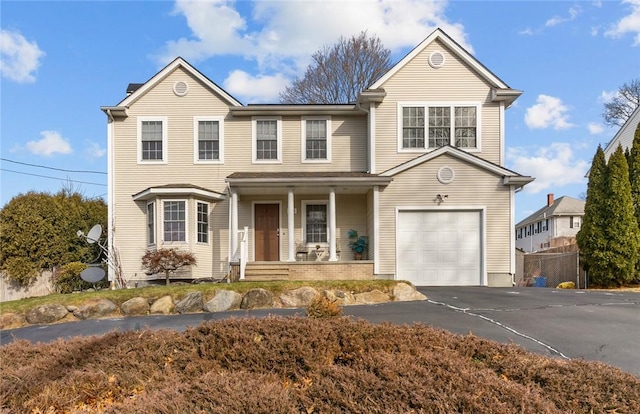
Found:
[1,317,639,413]
[306,295,342,318]
[52,262,108,293]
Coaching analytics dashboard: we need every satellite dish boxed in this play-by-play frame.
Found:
[86,224,102,244]
[80,265,105,283]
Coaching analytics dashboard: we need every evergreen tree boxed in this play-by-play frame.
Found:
[628,123,640,280]
[577,146,609,284]
[0,191,106,285]
[602,146,640,285]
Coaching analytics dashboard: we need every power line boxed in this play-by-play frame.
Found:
[0,168,107,186]
[0,158,107,175]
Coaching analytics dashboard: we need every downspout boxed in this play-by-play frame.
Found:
[227,183,232,275]
[105,109,115,286]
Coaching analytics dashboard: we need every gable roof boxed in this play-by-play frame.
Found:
[515,196,585,228]
[380,145,533,188]
[116,57,243,108]
[368,29,522,107]
[602,104,640,160]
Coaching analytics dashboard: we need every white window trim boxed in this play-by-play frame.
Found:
[193,116,224,164]
[252,116,282,164]
[196,201,210,244]
[161,199,188,245]
[301,200,329,247]
[396,102,482,153]
[301,116,332,163]
[147,201,156,246]
[137,116,168,164]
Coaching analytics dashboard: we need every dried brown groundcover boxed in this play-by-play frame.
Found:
[1,316,639,413]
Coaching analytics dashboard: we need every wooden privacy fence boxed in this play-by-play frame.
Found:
[516,252,584,288]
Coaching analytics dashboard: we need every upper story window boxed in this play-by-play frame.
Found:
[398,103,480,152]
[302,117,331,162]
[303,201,328,244]
[147,202,155,245]
[570,216,580,228]
[253,117,282,163]
[138,117,168,163]
[163,200,186,242]
[194,117,224,163]
[196,202,209,244]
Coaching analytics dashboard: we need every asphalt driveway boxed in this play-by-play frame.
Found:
[2,287,639,377]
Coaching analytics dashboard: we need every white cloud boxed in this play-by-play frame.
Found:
[587,122,605,135]
[157,0,472,81]
[605,0,640,45]
[85,142,106,158]
[518,28,534,36]
[507,143,589,194]
[0,29,45,83]
[545,6,581,27]
[223,70,289,103]
[599,89,617,103]
[26,131,73,156]
[524,95,575,130]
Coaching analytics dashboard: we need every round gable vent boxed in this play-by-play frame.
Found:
[429,51,445,68]
[173,81,189,96]
[437,166,455,184]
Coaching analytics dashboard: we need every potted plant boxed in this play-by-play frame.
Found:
[347,229,369,260]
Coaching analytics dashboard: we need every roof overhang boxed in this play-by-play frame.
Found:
[357,89,387,104]
[229,104,363,117]
[132,185,226,202]
[491,88,523,108]
[226,172,392,195]
[101,106,128,120]
[503,175,535,188]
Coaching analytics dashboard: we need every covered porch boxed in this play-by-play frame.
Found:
[225,172,390,280]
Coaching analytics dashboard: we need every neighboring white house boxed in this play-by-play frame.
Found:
[603,105,640,161]
[515,194,585,252]
[101,28,533,287]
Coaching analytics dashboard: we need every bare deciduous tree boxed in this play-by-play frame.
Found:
[279,31,393,104]
[603,78,640,128]
[141,248,196,285]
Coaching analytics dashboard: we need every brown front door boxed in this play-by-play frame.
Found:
[255,204,279,261]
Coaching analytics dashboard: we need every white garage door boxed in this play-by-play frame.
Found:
[397,210,481,286]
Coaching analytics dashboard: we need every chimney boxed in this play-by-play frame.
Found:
[547,193,554,206]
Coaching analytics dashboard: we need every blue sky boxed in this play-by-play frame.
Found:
[1,0,639,222]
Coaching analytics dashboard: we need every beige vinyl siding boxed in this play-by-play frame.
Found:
[374,39,502,172]
[376,154,512,276]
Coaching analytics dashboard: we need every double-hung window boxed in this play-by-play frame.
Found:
[398,103,480,151]
[302,117,331,162]
[196,202,208,243]
[303,202,328,244]
[194,117,223,163]
[138,117,168,163]
[163,201,186,242]
[253,117,282,162]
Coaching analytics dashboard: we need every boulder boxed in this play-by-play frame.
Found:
[150,295,174,315]
[0,312,27,329]
[392,283,427,302]
[120,297,150,316]
[240,288,273,309]
[353,289,390,305]
[279,287,320,307]
[73,299,117,320]
[25,304,69,325]
[323,290,356,305]
[556,281,576,289]
[175,291,204,314]
[204,290,242,312]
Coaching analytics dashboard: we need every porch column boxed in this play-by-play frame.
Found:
[328,187,337,261]
[287,188,296,262]
[230,190,238,260]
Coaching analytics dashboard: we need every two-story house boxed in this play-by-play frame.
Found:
[515,193,585,252]
[101,28,533,287]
